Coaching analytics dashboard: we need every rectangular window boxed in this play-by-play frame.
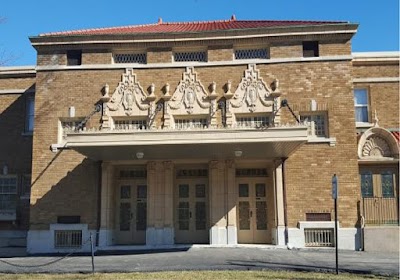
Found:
[114,119,147,130]
[67,50,82,66]
[300,113,327,137]
[175,118,208,129]
[360,172,374,198]
[21,175,31,197]
[114,53,147,64]
[0,176,17,212]
[236,115,269,128]
[303,41,319,57]
[381,172,394,198]
[174,51,207,62]
[354,89,369,123]
[25,95,34,133]
[234,49,269,60]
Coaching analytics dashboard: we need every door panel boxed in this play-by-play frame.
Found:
[237,180,269,244]
[175,181,209,244]
[116,182,147,245]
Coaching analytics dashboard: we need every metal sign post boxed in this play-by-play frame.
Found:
[332,174,339,275]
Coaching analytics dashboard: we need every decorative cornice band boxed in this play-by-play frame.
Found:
[353,77,400,83]
[36,55,353,72]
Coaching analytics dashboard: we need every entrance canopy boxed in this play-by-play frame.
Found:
[65,126,309,161]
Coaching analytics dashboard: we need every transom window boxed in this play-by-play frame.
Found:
[175,118,208,129]
[0,177,17,212]
[236,116,269,128]
[354,89,369,123]
[174,51,207,62]
[300,113,327,137]
[114,119,147,130]
[235,49,269,60]
[114,53,147,64]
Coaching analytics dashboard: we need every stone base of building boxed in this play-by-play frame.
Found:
[363,226,399,252]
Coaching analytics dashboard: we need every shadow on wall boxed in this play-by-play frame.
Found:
[0,84,35,231]
[30,150,100,231]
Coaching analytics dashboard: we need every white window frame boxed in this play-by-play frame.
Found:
[300,112,328,138]
[0,175,18,220]
[25,94,35,134]
[354,88,370,125]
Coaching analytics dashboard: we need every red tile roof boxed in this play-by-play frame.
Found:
[40,17,347,36]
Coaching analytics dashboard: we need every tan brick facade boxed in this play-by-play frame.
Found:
[1,19,398,253]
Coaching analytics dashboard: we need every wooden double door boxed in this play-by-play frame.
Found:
[237,179,270,244]
[115,181,147,244]
[174,179,209,244]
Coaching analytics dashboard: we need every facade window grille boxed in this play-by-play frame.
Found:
[114,119,147,130]
[25,95,35,133]
[0,177,17,212]
[67,50,82,66]
[174,51,207,62]
[175,118,208,129]
[302,41,319,57]
[236,116,269,128]
[300,114,327,137]
[234,49,269,60]
[114,53,147,64]
[354,88,369,123]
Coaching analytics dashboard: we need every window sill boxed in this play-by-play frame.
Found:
[356,122,374,128]
[307,137,336,146]
[0,211,16,221]
[21,131,33,136]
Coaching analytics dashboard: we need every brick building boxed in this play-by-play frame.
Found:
[0,17,398,253]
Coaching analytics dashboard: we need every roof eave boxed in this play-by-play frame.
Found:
[29,23,358,47]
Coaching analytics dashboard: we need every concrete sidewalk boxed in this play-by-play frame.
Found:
[0,247,398,276]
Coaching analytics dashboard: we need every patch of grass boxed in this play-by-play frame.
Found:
[0,271,396,280]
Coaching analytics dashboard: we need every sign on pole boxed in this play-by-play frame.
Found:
[332,174,338,199]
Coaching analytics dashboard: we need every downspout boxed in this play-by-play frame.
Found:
[281,157,288,245]
[96,160,102,246]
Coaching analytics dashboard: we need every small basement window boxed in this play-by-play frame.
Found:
[114,53,147,64]
[302,41,319,57]
[67,50,82,65]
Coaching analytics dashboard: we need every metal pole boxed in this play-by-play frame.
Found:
[334,198,338,275]
[90,232,95,274]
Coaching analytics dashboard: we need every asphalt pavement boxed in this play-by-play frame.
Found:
[0,246,398,276]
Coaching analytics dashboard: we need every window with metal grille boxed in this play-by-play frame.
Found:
[304,228,334,247]
[114,53,147,64]
[114,119,147,130]
[236,116,269,128]
[0,177,17,212]
[236,169,268,177]
[54,230,82,248]
[174,51,207,62]
[175,118,208,129]
[235,49,269,60]
[300,114,327,137]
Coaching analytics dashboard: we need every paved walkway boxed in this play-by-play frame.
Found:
[0,247,398,276]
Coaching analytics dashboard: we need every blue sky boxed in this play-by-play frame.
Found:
[1,0,399,66]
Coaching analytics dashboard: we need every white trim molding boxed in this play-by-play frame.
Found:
[353,77,400,83]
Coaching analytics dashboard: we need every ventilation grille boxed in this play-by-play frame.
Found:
[235,49,268,60]
[54,230,82,248]
[304,228,334,247]
[114,53,147,64]
[174,51,207,62]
